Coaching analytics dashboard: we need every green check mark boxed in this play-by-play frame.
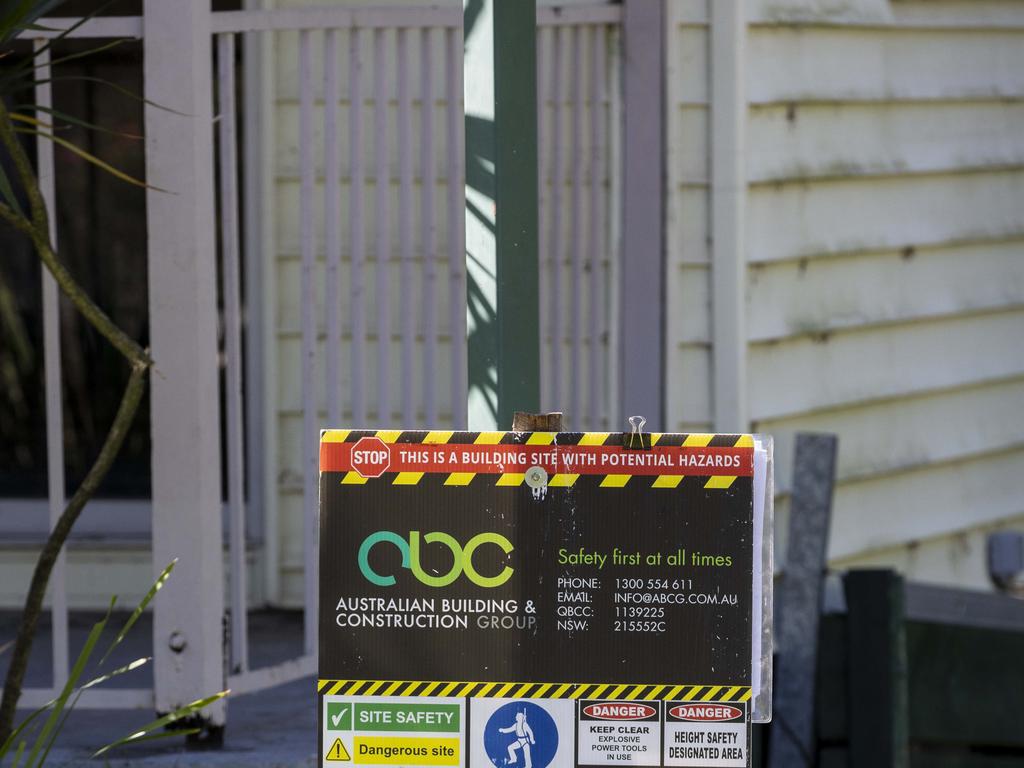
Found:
[327,703,351,731]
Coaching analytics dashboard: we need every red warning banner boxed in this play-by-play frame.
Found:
[320,441,753,477]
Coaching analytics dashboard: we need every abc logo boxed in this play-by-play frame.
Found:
[358,531,514,588]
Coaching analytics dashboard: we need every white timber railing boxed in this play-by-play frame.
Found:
[8,1,628,718]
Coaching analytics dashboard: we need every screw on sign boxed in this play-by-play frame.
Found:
[351,436,391,479]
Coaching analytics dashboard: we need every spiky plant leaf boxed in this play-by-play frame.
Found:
[101,559,176,664]
[0,0,68,47]
[33,74,188,115]
[12,125,153,189]
[13,104,142,139]
[92,691,230,758]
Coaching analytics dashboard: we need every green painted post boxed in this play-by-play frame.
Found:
[464,0,540,430]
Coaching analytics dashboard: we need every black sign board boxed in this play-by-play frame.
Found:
[318,429,762,768]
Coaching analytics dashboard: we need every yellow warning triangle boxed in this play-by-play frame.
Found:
[326,737,351,762]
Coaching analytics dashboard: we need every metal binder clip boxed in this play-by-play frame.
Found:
[623,415,652,450]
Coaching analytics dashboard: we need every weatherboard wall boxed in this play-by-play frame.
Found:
[666,0,1024,590]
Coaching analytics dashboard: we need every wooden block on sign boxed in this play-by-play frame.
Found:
[512,412,563,432]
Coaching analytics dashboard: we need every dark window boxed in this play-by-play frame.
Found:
[0,0,241,499]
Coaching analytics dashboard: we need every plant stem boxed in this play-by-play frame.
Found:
[0,95,153,744]
[0,364,148,743]
[0,100,150,366]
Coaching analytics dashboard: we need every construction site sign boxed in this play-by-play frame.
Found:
[318,429,773,768]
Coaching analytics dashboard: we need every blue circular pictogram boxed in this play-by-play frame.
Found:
[482,701,559,768]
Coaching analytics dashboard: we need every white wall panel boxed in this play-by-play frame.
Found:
[828,447,1024,559]
[748,27,1024,103]
[748,101,1024,183]
[747,171,1024,263]
[762,377,1024,496]
[746,239,1024,341]
[665,0,1024,591]
[748,308,1024,420]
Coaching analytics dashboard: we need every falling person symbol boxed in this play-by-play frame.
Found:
[499,710,536,768]
[482,701,559,768]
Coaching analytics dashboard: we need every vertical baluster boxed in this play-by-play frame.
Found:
[421,28,437,426]
[349,27,367,425]
[547,27,565,417]
[34,39,68,692]
[536,27,550,412]
[217,32,249,673]
[374,29,391,424]
[242,25,272,599]
[446,26,467,429]
[298,28,317,656]
[569,26,584,428]
[397,29,415,424]
[588,26,607,429]
[324,29,341,427]
[606,23,624,431]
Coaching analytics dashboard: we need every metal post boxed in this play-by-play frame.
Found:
[464,0,540,430]
[845,570,910,767]
[620,0,665,428]
[144,0,226,729]
[768,433,838,768]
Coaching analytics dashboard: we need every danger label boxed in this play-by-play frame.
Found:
[578,700,661,766]
[663,701,748,767]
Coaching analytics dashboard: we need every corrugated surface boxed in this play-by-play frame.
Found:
[261,1,457,606]
[266,0,622,606]
[268,12,459,607]
[666,0,1024,589]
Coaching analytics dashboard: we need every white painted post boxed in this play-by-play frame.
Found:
[710,0,748,431]
[546,27,565,416]
[34,41,69,693]
[216,31,249,675]
[298,28,318,659]
[421,28,437,427]
[325,29,342,429]
[445,26,467,429]
[144,0,226,727]
[374,29,391,426]
[587,26,607,431]
[569,27,583,429]
[621,0,665,429]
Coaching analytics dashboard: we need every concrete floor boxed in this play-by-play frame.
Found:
[2,609,317,767]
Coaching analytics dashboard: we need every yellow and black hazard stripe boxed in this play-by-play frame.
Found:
[322,430,754,491]
[317,679,751,703]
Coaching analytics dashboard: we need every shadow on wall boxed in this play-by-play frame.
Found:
[467,264,497,424]
[464,0,499,425]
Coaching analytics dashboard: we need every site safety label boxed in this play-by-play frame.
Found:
[322,696,465,768]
